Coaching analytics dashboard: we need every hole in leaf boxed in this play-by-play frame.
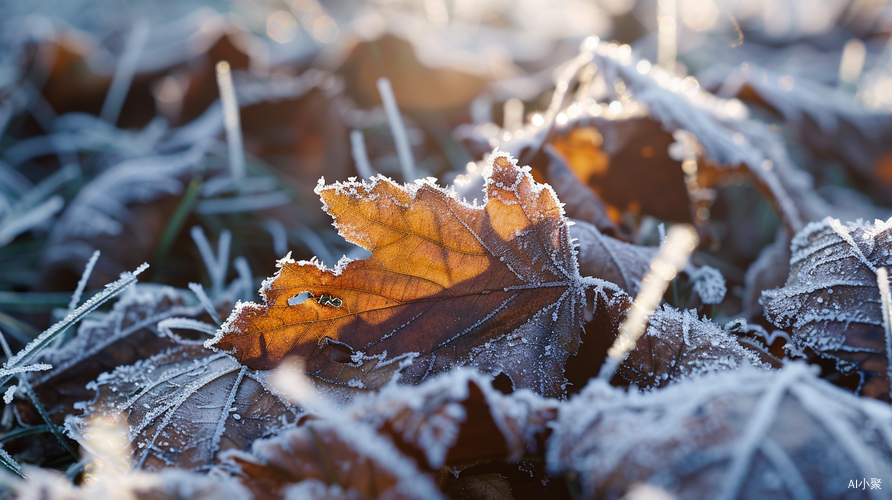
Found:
[288,291,314,306]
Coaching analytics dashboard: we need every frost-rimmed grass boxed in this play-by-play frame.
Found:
[376,77,415,181]
[216,60,246,185]
[0,330,78,464]
[100,20,149,125]
[599,225,698,381]
[188,283,222,326]
[0,263,149,390]
[190,226,230,297]
[350,129,375,179]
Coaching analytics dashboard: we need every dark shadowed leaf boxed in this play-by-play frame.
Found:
[68,345,299,471]
[762,216,892,401]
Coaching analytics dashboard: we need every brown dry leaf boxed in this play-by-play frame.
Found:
[568,219,655,296]
[548,119,694,224]
[761,216,892,401]
[571,285,762,390]
[225,419,445,500]
[616,305,766,390]
[542,144,624,239]
[209,151,588,396]
[457,40,837,236]
[7,286,199,466]
[702,63,892,203]
[335,34,488,113]
[68,345,299,471]
[22,286,194,424]
[351,370,557,471]
[547,363,892,500]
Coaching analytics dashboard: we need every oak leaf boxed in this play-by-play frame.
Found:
[762,216,892,401]
[209,151,588,396]
[547,363,892,500]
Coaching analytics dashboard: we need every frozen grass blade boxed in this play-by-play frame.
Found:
[194,190,292,213]
[66,250,100,315]
[190,226,231,296]
[0,262,148,389]
[657,0,677,75]
[215,229,232,297]
[350,129,375,179]
[157,317,218,345]
[188,282,222,326]
[0,447,22,478]
[101,20,149,125]
[216,61,246,185]
[264,219,289,257]
[0,425,50,444]
[54,250,101,348]
[0,195,63,246]
[839,38,866,92]
[0,331,77,460]
[876,267,892,401]
[233,256,253,300]
[376,77,416,181]
[599,225,698,381]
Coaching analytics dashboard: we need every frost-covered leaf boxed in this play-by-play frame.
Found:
[542,144,622,239]
[570,219,655,296]
[547,363,892,500]
[225,419,445,500]
[691,265,727,305]
[210,151,589,396]
[616,306,766,390]
[350,369,557,470]
[458,39,836,234]
[335,34,488,113]
[762,216,892,401]
[0,465,250,500]
[21,285,195,423]
[701,63,892,202]
[68,345,299,471]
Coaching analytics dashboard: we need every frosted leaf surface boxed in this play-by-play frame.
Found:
[68,345,299,471]
[700,63,892,193]
[458,39,835,234]
[0,465,250,500]
[692,265,727,305]
[617,306,766,390]
[225,419,445,500]
[211,151,588,396]
[761,216,892,401]
[349,369,557,470]
[24,285,196,421]
[570,219,655,295]
[547,362,892,500]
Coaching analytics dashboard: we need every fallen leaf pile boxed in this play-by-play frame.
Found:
[1,1,892,499]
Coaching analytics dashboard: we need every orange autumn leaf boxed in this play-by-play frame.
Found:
[209,151,589,395]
